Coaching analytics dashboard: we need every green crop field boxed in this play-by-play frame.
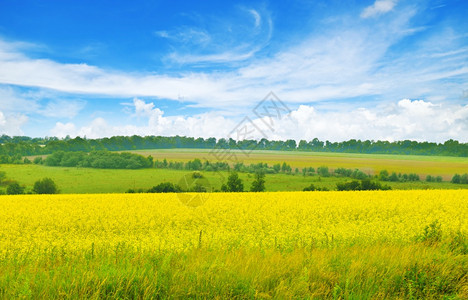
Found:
[127,149,468,180]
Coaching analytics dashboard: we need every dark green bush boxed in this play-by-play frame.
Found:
[147,182,182,193]
[303,184,329,191]
[336,179,391,191]
[192,171,204,179]
[6,181,25,195]
[33,178,59,194]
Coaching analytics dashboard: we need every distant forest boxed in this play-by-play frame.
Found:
[0,135,467,158]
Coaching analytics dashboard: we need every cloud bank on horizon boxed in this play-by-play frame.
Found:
[0,0,467,142]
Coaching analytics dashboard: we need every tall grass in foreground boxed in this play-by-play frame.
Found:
[0,237,466,299]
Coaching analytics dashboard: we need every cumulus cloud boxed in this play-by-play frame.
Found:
[50,99,237,139]
[261,99,468,142]
[361,0,398,18]
[0,111,28,136]
[49,122,77,138]
[49,98,468,142]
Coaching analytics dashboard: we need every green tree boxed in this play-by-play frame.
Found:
[317,166,330,177]
[388,172,399,182]
[461,174,468,184]
[33,178,59,194]
[379,170,389,181]
[220,183,228,192]
[451,174,461,184]
[250,171,266,192]
[273,163,281,173]
[225,172,243,192]
[7,181,25,195]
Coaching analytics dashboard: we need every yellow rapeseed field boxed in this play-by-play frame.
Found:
[0,190,466,255]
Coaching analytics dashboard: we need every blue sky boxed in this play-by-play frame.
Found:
[0,0,467,142]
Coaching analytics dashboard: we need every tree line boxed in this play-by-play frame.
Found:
[1,135,467,157]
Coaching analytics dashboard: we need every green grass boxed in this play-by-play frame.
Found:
[1,164,466,194]
[0,240,466,299]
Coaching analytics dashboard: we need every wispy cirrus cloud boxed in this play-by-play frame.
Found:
[155,28,211,46]
[38,99,86,119]
[0,4,465,109]
[0,85,40,113]
[155,7,272,65]
[249,9,261,27]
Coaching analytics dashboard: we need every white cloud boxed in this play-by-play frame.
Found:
[78,118,115,138]
[167,49,260,64]
[0,6,466,112]
[0,111,28,136]
[50,99,237,139]
[0,86,86,120]
[159,8,272,65]
[249,9,261,27]
[155,28,211,45]
[49,122,77,138]
[361,0,398,18]
[49,99,468,142]
[262,99,468,142]
[2,3,468,143]
[38,99,86,119]
[154,30,170,38]
[0,86,39,113]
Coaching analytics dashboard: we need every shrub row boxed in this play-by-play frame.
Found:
[1,177,59,195]
[44,151,153,169]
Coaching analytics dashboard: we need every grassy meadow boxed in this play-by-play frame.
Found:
[12,149,468,194]
[0,191,466,298]
[1,163,467,194]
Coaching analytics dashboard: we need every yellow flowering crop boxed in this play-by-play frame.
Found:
[0,190,466,255]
